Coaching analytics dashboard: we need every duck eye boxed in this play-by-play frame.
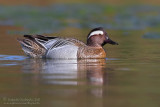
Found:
[106,37,109,39]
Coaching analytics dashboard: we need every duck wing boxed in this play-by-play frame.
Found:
[17,35,52,58]
[18,35,86,58]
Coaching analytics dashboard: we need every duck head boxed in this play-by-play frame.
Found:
[87,27,118,47]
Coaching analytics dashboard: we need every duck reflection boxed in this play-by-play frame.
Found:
[22,58,111,97]
[22,59,107,85]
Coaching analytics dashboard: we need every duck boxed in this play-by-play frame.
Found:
[17,27,118,59]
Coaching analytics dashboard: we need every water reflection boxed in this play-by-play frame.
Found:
[22,58,110,97]
[22,58,106,85]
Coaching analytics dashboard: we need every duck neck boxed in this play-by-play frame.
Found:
[87,40,101,47]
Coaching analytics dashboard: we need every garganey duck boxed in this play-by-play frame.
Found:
[17,27,118,59]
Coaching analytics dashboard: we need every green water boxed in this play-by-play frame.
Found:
[0,4,160,107]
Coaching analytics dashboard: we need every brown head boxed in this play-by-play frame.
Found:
[87,27,118,47]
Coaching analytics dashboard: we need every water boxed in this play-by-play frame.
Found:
[0,4,160,107]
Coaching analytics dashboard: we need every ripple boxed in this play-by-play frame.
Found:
[106,58,119,60]
[0,54,26,67]
[0,63,18,66]
[0,55,26,61]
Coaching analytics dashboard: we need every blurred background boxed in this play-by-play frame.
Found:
[0,0,160,107]
[0,0,160,54]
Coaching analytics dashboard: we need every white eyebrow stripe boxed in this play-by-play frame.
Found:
[88,31,104,39]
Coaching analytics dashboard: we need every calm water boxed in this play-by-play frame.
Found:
[0,4,160,107]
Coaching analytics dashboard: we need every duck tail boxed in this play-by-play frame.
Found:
[17,35,47,58]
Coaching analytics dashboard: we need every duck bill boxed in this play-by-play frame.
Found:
[105,38,118,45]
